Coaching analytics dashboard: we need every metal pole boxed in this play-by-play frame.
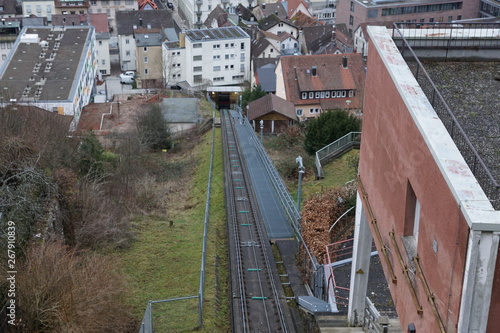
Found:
[296,156,305,211]
[260,119,264,143]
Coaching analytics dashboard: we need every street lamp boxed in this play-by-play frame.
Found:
[296,156,305,211]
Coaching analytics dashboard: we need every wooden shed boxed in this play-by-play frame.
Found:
[247,93,296,134]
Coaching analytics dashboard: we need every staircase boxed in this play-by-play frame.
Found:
[315,132,361,179]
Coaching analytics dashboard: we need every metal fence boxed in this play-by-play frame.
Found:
[392,23,500,209]
[138,108,217,332]
[315,132,361,179]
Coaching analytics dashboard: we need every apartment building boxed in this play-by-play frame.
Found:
[162,26,250,89]
[336,0,480,35]
[22,0,56,21]
[0,26,96,129]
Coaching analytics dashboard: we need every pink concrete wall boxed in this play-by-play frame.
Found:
[359,34,471,332]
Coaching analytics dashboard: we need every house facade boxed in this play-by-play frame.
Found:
[90,13,111,76]
[336,0,480,36]
[22,0,55,21]
[0,26,96,129]
[275,53,364,120]
[348,25,500,333]
[135,31,165,88]
[162,26,250,89]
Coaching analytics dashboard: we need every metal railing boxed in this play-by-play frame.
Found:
[392,22,500,50]
[392,23,500,210]
[315,132,361,179]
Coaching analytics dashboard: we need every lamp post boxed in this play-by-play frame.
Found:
[260,119,264,143]
[296,156,305,211]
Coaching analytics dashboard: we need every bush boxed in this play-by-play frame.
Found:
[2,241,134,333]
[303,110,361,155]
[136,104,172,151]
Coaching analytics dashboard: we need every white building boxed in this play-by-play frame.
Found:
[178,0,253,29]
[22,0,55,21]
[162,26,250,89]
[0,26,97,129]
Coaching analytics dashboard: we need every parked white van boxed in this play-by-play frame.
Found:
[120,74,135,84]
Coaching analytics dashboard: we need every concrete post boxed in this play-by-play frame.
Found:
[458,230,499,332]
[348,192,373,326]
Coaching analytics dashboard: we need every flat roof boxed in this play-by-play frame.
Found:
[0,26,92,102]
[185,26,249,42]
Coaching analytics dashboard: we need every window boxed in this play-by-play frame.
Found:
[320,91,325,98]
[315,92,320,98]
[232,75,244,80]
[349,15,354,25]
[350,1,354,12]
[101,59,105,65]
[309,92,314,99]
[193,74,202,82]
[241,42,245,50]
[208,5,211,10]
[144,47,148,52]
[349,90,354,97]
[193,43,202,48]
[240,64,245,72]
[1,54,6,60]
[325,91,330,98]
[144,68,149,75]
[448,16,453,22]
[301,92,307,99]
[126,50,130,56]
[342,91,346,97]
[213,44,220,49]
[36,4,42,13]
[125,38,130,44]
[126,0,134,4]
[193,55,202,61]
[429,17,434,22]
[225,43,229,48]
[213,76,224,82]
[193,66,202,72]
[213,66,221,71]
[144,56,148,63]
[296,109,303,116]
[225,54,229,60]
[403,181,420,254]
[240,53,245,61]
[102,1,109,5]
[46,5,52,12]
[213,55,220,60]
[98,40,103,46]
[26,4,31,13]
[114,0,120,4]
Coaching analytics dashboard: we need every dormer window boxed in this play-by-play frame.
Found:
[309,92,314,99]
[302,92,307,99]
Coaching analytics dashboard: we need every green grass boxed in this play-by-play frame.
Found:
[111,129,229,332]
[290,149,359,203]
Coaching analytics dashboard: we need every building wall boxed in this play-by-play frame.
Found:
[96,37,111,75]
[118,34,137,71]
[337,0,480,35]
[359,26,471,332]
[136,44,163,85]
[22,0,55,21]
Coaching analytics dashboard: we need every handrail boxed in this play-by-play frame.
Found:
[392,22,500,209]
[315,132,361,179]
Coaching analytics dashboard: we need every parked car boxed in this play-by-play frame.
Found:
[122,71,135,78]
[120,74,135,84]
[167,2,174,9]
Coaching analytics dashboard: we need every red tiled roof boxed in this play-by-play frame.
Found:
[89,13,109,33]
[278,53,365,108]
[248,93,296,121]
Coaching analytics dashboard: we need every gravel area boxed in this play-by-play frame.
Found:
[416,61,500,208]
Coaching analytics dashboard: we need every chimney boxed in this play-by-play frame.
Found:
[311,66,317,77]
[262,3,266,9]
[139,18,143,27]
[342,56,348,69]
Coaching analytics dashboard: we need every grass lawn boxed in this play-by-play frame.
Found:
[111,128,229,332]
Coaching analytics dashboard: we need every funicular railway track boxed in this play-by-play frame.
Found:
[222,110,292,333]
